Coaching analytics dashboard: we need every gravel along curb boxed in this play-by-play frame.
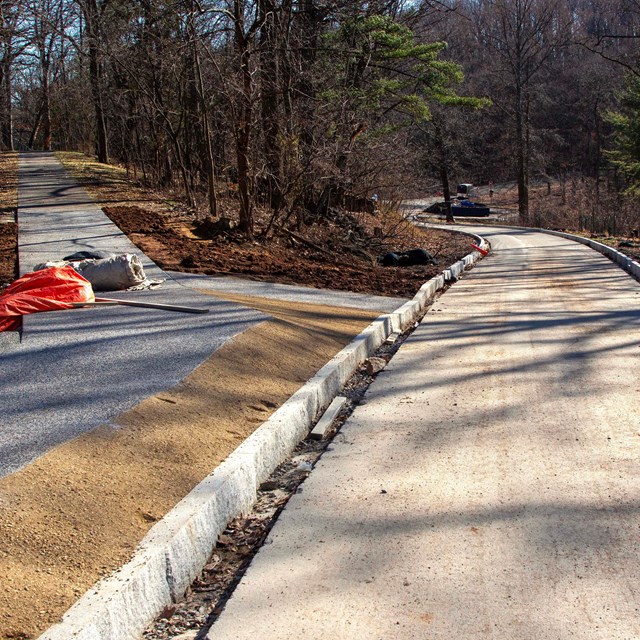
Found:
[39,231,489,640]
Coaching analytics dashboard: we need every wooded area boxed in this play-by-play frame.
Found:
[2,0,640,236]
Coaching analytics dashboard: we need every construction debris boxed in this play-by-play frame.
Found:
[379,248,436,267]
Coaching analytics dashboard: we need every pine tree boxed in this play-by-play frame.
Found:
[605,73,640,193]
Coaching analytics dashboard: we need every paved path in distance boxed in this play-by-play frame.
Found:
[208,226,640,640]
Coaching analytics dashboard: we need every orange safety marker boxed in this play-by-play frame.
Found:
[470,243,489,256]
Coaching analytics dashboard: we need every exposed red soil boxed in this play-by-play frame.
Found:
[0,152,18,289]
[102,204,472,299]
[0,222,17,289]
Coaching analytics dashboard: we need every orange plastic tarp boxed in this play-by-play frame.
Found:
[0,266,95,332]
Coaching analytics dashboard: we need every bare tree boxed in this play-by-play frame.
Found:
[574,0,640,76]
[186,0,219,219]
[0,0,25,150]
[74,0,110,163]
[25,0,71,150]
[473,0,567,223]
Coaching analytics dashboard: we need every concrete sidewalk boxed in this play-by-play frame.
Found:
[208,227,640,639]
[168,271,406,313]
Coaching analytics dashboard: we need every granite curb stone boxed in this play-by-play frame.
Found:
[39,230,489,640]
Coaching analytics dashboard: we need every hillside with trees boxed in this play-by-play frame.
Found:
[2,0,640,239]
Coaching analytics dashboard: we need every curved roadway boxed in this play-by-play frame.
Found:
[208,226,640,640]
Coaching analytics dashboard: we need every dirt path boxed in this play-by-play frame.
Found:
[0,293,380,640]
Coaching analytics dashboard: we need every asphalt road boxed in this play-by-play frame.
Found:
[0,153,269,478]
[208,226,640,640]
[1,153,406,480]
[168,271,406,312]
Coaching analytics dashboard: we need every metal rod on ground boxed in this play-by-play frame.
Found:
[72,297,209,314]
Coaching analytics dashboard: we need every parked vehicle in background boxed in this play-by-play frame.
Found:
[456,183,475,199]
[453,200,490,216]
[423,199,491,217]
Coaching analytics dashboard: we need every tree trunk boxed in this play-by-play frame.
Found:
[234,0,254,237]
[440,164,454,224]
[297,0,321,208]
[1,58,14,151]
[593,98,601,204]
[28,106,43,149]
[84,0,109,163]
[432,115,454,223]
[259,0,282,211]
[41,67,52,150]
[515,85,529,224]
[190,7,217,219]
[167,126,195,208]
[89,40,108,162]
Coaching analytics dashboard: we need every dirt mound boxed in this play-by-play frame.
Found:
[101,203,470,298]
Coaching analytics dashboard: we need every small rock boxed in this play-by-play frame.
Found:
[365,357,387,375]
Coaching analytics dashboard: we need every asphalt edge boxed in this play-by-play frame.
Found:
[541,229,640,282]
[38,231,489,640]
[426,221,640,283]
